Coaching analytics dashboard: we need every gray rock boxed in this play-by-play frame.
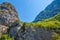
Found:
[0,2,21,37]
[16,27,53,40]
[0,2,19,26]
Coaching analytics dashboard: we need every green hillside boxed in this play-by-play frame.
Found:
[20,12,60,40]
[23,12,60,28]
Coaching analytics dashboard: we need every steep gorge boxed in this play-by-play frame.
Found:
[0,0,60,40]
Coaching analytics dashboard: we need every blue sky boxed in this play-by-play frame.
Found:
[0,0,54,22]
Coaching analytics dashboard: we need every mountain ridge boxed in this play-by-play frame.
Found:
[34,0,60,22]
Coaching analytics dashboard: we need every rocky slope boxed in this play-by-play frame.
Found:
[34,0,60,22]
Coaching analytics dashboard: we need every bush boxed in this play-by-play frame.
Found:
[0,34,14,40]
[52,33,60,40]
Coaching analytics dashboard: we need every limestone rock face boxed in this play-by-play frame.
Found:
[0,2,20,37]
[0,2,19,26]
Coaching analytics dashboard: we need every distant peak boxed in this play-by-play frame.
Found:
[2,2,11,5]
[34,0,60,22]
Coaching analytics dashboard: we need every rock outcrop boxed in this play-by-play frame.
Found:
[16,27,53,40]
[0,2,19,26]
[0,2,21,38]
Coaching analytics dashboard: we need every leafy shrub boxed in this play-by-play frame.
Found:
[0,34,14,40]
[52,33,60,40]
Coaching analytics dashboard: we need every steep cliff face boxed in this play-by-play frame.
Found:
[34,0,60,22]
[0,2,21,38]
[0,2,19,26]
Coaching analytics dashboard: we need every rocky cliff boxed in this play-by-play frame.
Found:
[0,2,21,38]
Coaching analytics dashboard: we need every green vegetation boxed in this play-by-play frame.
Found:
[20,12,60,31]
[20,12,60,40]
[0,34,14,40]
[52,33,60,40]
[21,12,60,28]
